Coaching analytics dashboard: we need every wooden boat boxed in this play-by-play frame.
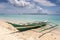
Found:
[7,21,58,32]
[7,21,47,31]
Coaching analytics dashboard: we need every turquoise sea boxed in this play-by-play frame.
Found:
[0,14,60,29]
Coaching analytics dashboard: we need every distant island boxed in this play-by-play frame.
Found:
[0,13,48,15]
[21,13,48,15]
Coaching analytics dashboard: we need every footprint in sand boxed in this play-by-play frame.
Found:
[51,34,56,40]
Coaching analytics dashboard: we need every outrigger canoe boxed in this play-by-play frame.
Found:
[7,21,58,32]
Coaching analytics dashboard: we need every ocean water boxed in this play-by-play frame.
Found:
[0,14,60,28]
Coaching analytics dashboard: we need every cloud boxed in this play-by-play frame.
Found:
[8,0,35,8]
[7,0,51,14]
[0,0,57,14]
[33,0,56,6]
[0,3,8,9]
[0,3,47,14]
[8,0,56,7]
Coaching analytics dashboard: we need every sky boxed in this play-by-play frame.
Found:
[0,0,60,14]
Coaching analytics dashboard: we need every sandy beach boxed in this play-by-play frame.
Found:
[0,20,60,40]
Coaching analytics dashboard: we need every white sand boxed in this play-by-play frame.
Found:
[0,20,60,40]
